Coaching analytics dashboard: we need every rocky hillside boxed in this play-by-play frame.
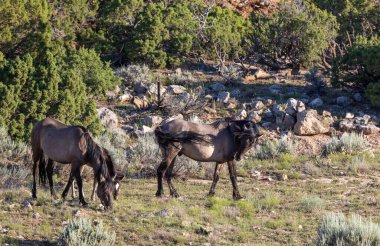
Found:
[216,0,279,16]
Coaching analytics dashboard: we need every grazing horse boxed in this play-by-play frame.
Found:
[155,119,263,200]
[31,117,123,209]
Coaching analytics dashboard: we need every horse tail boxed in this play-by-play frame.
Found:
[154,127,209,146]
[38,155,47,185]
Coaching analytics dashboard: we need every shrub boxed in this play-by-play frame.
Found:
[115,64,151,88]
[300,195,325,212]
[323,132,366,156]
[58,218,115,246]
[316,213,380,246]
[0,127,30,161]
[219,64,244,84]
[253,136,295,160]
[250,0,337,68]
[0,163,29,188]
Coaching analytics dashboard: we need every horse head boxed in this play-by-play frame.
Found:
[96,173,124,210]
[231,120,263,161]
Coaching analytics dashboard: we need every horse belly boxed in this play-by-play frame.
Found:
[40,137,76,163]
[181,144,224,162]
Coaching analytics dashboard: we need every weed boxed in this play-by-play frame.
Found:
[300,195,325,212]
[253,136,295,160]
[323,132,366,156]
[115,64,151,87]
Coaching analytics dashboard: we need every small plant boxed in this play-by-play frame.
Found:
[58,218,115,246]
[316,213,380,246]
[253,136,295,160]
[219,64,244,84]
[300,195,325,212]
[323,132,366,156]
[0,164,29,188]
[169,70,195,86]
[0,127,30,161]
[115,64,151,87]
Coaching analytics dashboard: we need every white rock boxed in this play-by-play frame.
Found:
[217,91,230,103]
[97,107,118,128]
[294,110,330,135]
[285,98,306,116]
[167,85,186,94]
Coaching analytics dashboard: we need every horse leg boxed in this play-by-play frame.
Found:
[166,157,179,198]
[208,162,222,197]
[62,170,75,201]
[46,159,57,200]
[91,175,98,201]
[73,165,88,207]
[71,167,83,199]
[32,152,40,199]
[156,145,179,197]
[227,160,243,200]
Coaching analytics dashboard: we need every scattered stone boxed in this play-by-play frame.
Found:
[154,209,171,217]
[112,217,119,222]
[217,91,230,103]
[175,68,182,76]
[225,102,236,109]
[167,85,186,94]
[251,170,261,178]
[345,112,355,119]
[337,96,352,106]
[235,109,247,120]
[283,114,296,129]
[133,82,148,94]
[309,98,323,108]
[143,115,163,128]
[195,225,213,236]
[367,196,377,206]
[254,69,271,79]
[209,83,226,92]
[132,96,148,109]
[360,125,380,135]
[73,210,81,217]
[252,100,265,111]
[147,83,166,96]
[119,92,133,102]
[97,107,118,128]
[264,99,273,106]
[294,110,330,135]
[32,212,40,219]
[262,109,273,119]
[354,93,363,102]
[177,92,191,101]
[205,107,217,114]
[140,125,154,133]
[205,94,213,100]
[285,98,306,116]
[278,174,288,181]
[21,201,32,210]
[339,119,354,132]
[1,228,9,234]
[248,112,262,123]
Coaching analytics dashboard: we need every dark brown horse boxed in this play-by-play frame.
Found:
[155,119,263,199]
[31,117,123,209]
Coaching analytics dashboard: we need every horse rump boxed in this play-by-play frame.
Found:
[154,127,209,145]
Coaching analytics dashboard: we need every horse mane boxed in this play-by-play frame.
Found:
[81,128,115,181]
[210,117,235,129]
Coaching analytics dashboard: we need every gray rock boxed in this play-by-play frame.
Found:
[140,125,154,133]
[248,112,262,123]
[217,91,230,103]
[143,116,163,128]
[339,119,354,132]
[21,201,32,210]
[32,212,40,219]
[147,83,166,96]
[134,82,148,94]
[167,85,186,94]
[209,83,226,92]
[345,112,355,119]
[309,98,323,108]
[286,98,306,116]
[119,92,133,102]
[252,100,265,111]
[230,89,241,98]
[360,125,380,135]
[337,96,352,106]
[235,109,247,120]
[262,109,274,119]
[97,107,118,128]
[283,114,296,129]
[294,110,330,135]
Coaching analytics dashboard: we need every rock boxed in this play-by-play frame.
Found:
[309,98,323,108]
[230,89,241,98]
[73,210,81,217]
[175,68,182,76]
[337,96,352,106]
[205,94,213,100]
[225,102,236,109]
[133,82,148,94]
[97,107,118,128]
[285,98,306,116]
[294,110,330,135]
[209,83,225,92]
[154,209,171,217]
[345,112,355,119]
[147,83,166,96]
[269,84,282,95]
[235,109,247,120]
[195,225,213,236]
[167,85,186,94]
[354,93,363,102]
[262,109,273,119]
[339,119,354,132]
[360,125,380,135]
[140,125,154,133]
[32,212,40,219]
[272,104,284,116]
[283,114,296,129]
[261,122,275,130]
[119,92,133,102]
[132,97,148,109]
[252,100,265,111]
[143,116,163,128]
[217,91,230,103]
[248,112,262,123]
[177,92,191,101]
[21,201,32,210]
[264,99,273,106]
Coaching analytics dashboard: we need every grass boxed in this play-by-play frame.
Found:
[323,132,367,156]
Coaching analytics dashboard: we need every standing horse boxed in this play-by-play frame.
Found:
[31,117,123,209]
[154,119,263,200]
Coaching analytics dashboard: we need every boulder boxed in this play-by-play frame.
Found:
[119,92,133,102]
[248,112,261,123]
[345,112,354,119]
[337,96,352,106]
[285,98,306,116]
[147,83,166,96]
[132,97,148,109]
[294,110,330,135]
[167,85,186,94]
[234,109,247,120]
[283,114,296,129]
[309,98,323,108]
[97,107,118,128]
[360,125,380,135]
[209,83,225,92]
[134,82,148,94]
[143,116,163,128]
[217,91,230,103]
[252,100,265,111]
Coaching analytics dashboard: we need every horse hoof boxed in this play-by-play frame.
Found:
[170,193,180,198]
[233,195,243,200]
[155,191,164,197]
[81,202,89,208]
